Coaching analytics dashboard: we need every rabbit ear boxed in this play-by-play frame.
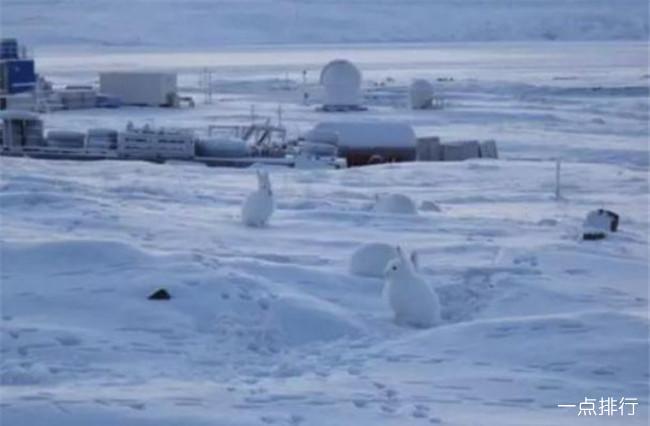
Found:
[410,251,419,269]
[395,246,407,262]
[257,169,267,185]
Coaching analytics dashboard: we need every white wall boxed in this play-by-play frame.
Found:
[99,72,177,106]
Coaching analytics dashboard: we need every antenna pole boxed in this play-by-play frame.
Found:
[555,158,562,200]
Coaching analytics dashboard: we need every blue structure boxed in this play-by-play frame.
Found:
[0,38,36,95]
[0,39,19,59]
[1,60,36,94]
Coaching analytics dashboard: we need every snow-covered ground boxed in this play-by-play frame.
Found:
[2,156,648,425]
[1,22,649,426]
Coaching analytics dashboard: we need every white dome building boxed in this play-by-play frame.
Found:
[320,59,362,110]
[409,79,434,109]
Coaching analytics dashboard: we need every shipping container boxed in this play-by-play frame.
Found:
[99,72,178,107]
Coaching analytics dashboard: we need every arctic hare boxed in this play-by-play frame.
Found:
[241,169,275,227]
[373,193,418,215]
[383,246,440,328]
[350,242,419,278]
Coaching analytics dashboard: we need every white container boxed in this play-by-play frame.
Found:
[99,72,177,107]
[320,59,362,108]
[118,125,195,160]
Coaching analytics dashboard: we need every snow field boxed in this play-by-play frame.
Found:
[1,156,648,425]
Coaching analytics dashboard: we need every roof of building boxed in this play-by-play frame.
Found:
[0,110,40,121]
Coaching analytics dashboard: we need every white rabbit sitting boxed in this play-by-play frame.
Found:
[383,246,440,328]
[373,193,418,215]
[241,169,275,227]
[350,242,419,278]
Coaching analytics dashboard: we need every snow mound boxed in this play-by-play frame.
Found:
[349,242,399,278]
[1,240,151,275]
[384,311,649,386]
[0,156,647,425]
[268,295,365,346]
[373,193,418,215]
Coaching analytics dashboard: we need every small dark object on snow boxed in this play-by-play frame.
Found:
[584,209,619,233]
[601,209,619,232]
[583,232,607,241]
[148,288,171,300]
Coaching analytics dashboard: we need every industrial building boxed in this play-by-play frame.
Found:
[0,39,37,110]
[99,72,179,107]
[0,39,36,95]
[0,110,45,151]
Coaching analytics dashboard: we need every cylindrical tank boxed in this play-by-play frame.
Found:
[409,79,434,109]
[303,130,338,145]
[46,130,85,149]
[320,59,362,107]
[311,121,416,166]
[299,142,338,158]
[87,128,119,150]
[195,138,250,158]
[300,129,339,157]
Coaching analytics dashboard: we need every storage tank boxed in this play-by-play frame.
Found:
[87,128,118,150]
[311,121,416,166]
[320,59,362,109]
[299,130,339,158]
[46,130,86,149]
[409,79,434,109]
[195,137,250,158]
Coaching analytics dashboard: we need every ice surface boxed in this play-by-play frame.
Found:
[2,0,648,50]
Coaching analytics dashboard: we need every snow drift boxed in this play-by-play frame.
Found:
[1,156,648,425]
